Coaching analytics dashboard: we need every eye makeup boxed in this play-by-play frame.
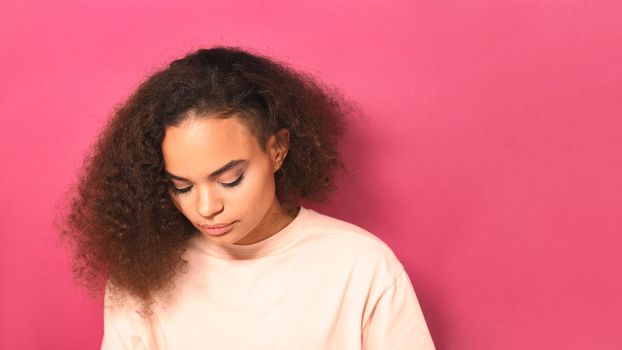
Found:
[220,172,245,188]
[170,172,246,195]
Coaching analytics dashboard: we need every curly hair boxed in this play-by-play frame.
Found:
[56,46,353,306]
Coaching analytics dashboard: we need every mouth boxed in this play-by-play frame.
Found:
[199,222,235,236]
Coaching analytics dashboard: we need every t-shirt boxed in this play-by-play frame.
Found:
[101,206,436,350]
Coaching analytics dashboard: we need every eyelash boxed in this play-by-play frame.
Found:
[171,173,245,195]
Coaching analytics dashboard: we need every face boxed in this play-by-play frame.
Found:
[161,113,290,246]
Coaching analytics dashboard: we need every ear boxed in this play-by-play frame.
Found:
[269,128,290,172]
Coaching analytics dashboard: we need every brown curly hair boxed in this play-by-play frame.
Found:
[56,46,353,305]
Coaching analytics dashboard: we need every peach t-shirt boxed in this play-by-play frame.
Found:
[101,206,436,349]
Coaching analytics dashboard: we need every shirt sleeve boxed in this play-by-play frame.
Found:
[362,269,436,350]
[101,307,132,350]
[100,287,151,350]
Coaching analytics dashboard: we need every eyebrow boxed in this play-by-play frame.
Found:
[164,159,248,182]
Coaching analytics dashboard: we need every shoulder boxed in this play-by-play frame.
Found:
[302,208,401,257]
[103,282,145,317]
[300,208,406,284]
[102,283,166,348]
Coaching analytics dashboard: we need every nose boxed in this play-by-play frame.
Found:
[196,185,223,218]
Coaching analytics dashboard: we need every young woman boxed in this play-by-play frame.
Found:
[60,46,435,349]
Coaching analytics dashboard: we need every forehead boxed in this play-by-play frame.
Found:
[161,115,259,172]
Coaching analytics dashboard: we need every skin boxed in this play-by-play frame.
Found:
[161,113,295,246]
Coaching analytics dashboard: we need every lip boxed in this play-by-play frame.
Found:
[199,222,235,236]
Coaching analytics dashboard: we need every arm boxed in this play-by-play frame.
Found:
[362,269,436,350]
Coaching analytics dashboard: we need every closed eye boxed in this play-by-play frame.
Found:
[170,172,245,195]
[171,186,192,194]
[221,172,245,188]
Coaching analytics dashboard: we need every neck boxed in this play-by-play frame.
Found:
[234,199,298,245]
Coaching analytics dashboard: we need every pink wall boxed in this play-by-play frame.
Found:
[1,1,621,349]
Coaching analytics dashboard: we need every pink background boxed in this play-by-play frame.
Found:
[1,1,621,349]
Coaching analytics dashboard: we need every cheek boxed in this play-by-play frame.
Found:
[246,168,275,195]
[243,170,277,209]
[169,194,191,217]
